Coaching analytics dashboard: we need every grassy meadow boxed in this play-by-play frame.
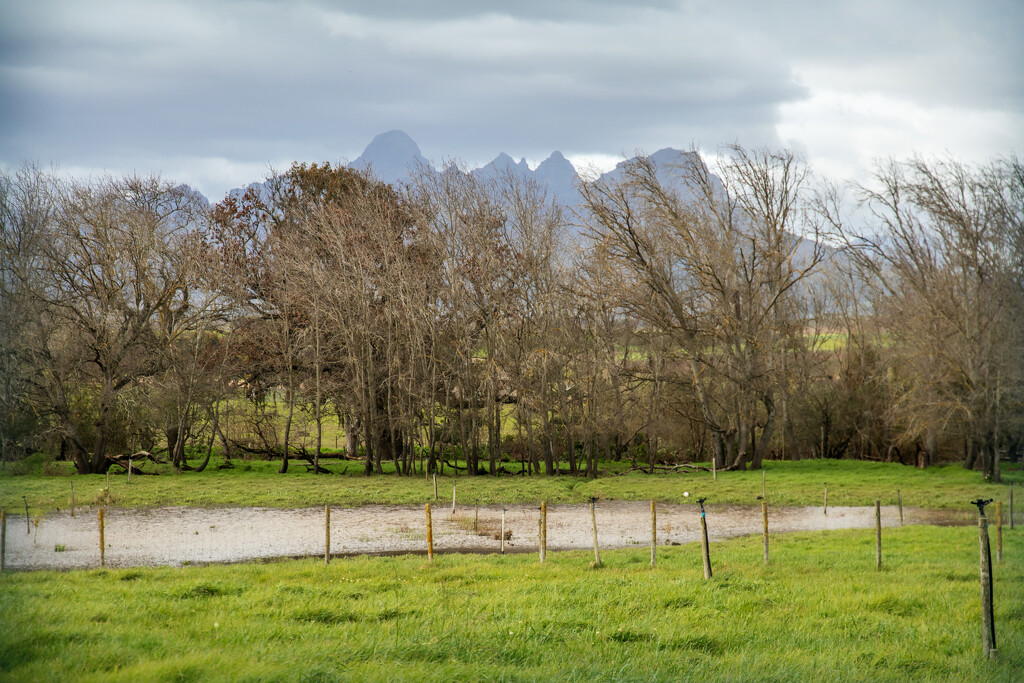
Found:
[0,458,1019,517]
[1,525,1021,681]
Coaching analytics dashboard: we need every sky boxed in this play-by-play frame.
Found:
[1,0,1021,200]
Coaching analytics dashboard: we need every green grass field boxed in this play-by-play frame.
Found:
[1,525,1020,681]
[1,459,1019,517]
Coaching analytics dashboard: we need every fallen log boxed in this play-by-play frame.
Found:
[302,456,333,474]
[105,451,161,475]
[617,463,710,476]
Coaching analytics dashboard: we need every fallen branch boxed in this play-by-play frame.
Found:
[106,451,161,475]
[301,456,333,474]
[327,451,363,461]
[617,463,710,476]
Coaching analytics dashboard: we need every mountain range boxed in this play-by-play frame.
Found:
[344,133,830,266]
[215,129,713,215]
[213,129,822,266]
[347,129,707,210]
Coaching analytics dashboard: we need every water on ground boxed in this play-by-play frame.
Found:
[1,501,975,570]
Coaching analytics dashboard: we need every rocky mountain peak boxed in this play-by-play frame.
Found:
[350,129,428,185]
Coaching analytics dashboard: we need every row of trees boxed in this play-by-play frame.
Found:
[1,148,1021,480]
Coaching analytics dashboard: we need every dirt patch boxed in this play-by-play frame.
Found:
[1,502,973,570]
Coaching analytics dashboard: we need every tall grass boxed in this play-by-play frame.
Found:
[0,525,1020,681]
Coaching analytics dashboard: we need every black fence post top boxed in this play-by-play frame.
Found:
[697,497,707,514]
[972,498,994,516]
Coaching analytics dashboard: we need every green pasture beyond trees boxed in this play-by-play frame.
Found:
[1,526,1021,681]
[1,458,1019,515]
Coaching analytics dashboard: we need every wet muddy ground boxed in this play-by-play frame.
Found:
[2,502,973,570]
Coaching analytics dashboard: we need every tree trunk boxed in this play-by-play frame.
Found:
[749,395,777,470]
[278,387,294,474]
[458,390,469,478]
[166,426,179,467]
[589,435,598,479]
[924,427,937,468]
[988,432,1001,483]
[979,437,992,479]
[362,399,374,476]
[545,429,555,476]
[731,417,750,470]
[963,437,977,470]
[193,404,218,473]
[426,414,437,476]
[524,406,538,475]
[374,426,389,474]
[489,395,499,475]
[345,414,359,460]
[69,435,92,475]
[314,385,322,476]
[87,373,117,473]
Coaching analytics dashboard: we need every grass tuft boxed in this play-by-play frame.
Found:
[293,608,358,625]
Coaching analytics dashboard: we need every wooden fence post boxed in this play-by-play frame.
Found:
[433,474,437,501]
[650,500,657,569]
[128,457,132,484]
[501,508,507,555]
[699,497,712,579]
[474,503,479,534]
[762,469,766,499]
[425,503,434,563]
[99,507,105,568]
[71,483,75,518]
[590,498,601,568]
[23,496,29,534]
[897,490,904,526]
[875,500,882,570]
[823,484,828,516]
[762,499,769,564]
[451,482,457,515]
[1,510,6,572]
[974,499,997,659]
[324,505,331,565]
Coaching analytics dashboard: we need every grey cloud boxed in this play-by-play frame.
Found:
[726,0,1024,109]
[300,0,681,21]
[1,0,1020,198]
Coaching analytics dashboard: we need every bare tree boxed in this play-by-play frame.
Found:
[580,145,824,470]
[835,155,1024,480]
[0,166,54,467]
[6,174,211,473]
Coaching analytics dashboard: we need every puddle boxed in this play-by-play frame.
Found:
[0,502,974,570]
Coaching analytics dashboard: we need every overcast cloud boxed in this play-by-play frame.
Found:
[1,0,1021,199]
